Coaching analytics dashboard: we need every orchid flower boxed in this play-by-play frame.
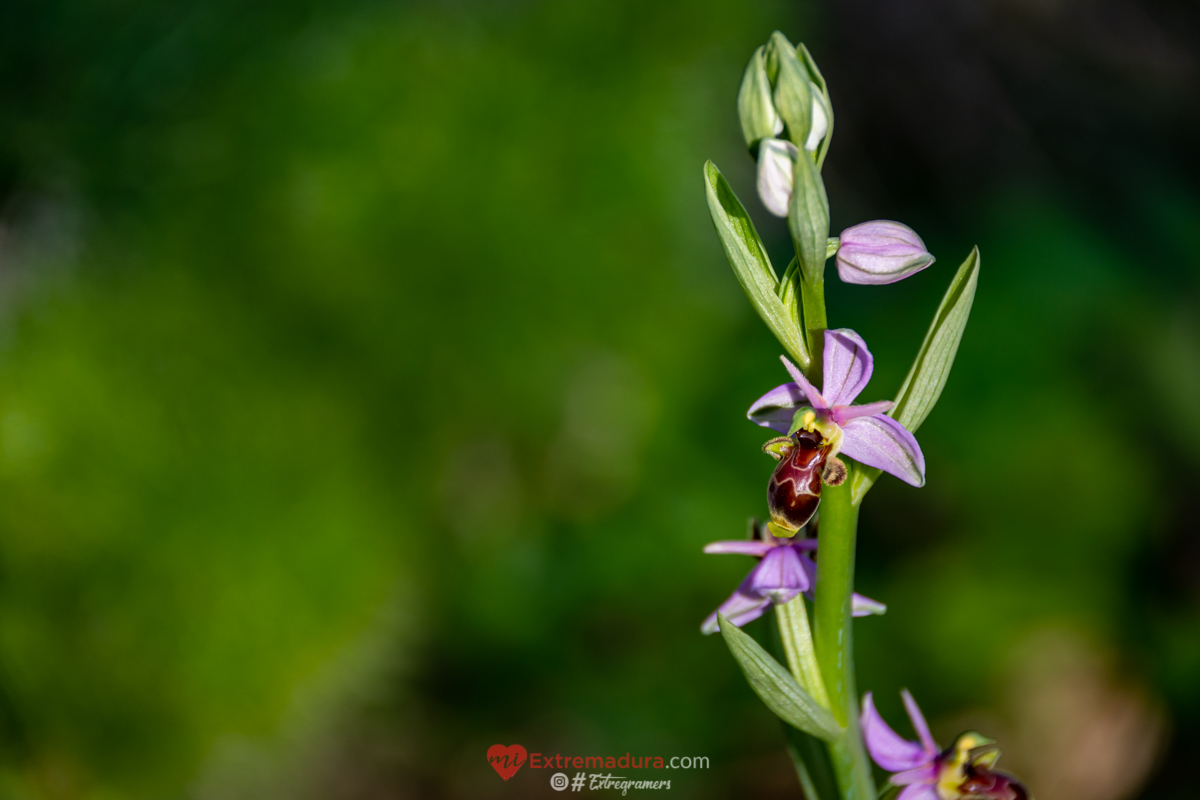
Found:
[862,691,1030,800]
[700,522,886,634]
[749,328,926,493]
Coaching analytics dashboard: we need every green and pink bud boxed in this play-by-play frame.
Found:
[835,220,935,285]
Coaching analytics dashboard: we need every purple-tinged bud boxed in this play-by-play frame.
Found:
[835,220,935,285]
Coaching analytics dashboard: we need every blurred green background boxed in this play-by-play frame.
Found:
[0,0,1198,798]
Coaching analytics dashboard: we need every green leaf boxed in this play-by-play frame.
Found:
[776,257,801,329]
[737,46,779,153]
[788,151,830,284]
[891,246,980,433]
[718,614,842,741]
[704,161,809,368]
[850,247,980,503]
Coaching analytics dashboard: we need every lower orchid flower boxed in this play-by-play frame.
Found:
[700,522,886,634]
[862,690,1031,800]
[749,329,926,532]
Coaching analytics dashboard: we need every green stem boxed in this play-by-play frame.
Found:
[813,477,875,800]
[800,275,827,381]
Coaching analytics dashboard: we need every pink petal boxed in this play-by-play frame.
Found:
[903,689,938,756]
[852,593,887,616]
[780,355,826,408]
[895,783,940,800]
[821,329,874,407]
[831,400,894,425]
[839,414,926,487]
[891,765,940,786]
[748,546,809,601]
[860,692,936,772]
[700,585,770,635]
[703,540,774,556]
[747,382,808,433]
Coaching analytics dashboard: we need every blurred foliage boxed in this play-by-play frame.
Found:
[0,1,1196,799]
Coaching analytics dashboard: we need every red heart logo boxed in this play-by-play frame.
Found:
[487,743,527,781]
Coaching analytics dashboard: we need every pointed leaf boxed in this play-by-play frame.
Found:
[850,247,979,503]
[718,614,842,741]
[891,246,980,433]
[788,151,830,284]
[704,161,810,368]
[776,257,801,330]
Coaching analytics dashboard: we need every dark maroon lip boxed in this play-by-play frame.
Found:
[767,430,832,532]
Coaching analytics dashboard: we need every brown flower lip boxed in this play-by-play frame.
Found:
[765,429,831,533]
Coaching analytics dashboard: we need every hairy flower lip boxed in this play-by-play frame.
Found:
[700,522,885,634]
[747,329,926,487]
[766,429,828,532]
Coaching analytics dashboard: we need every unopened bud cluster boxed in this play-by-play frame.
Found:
[736,32,937,287]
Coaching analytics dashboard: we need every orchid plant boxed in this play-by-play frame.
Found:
[701,32,1029,800]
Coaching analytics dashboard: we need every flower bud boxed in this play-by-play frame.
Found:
[737,46,783,152]
[756,138,797,218]
[768,35,812,149]
[766,33,831,158]
[835,220,935,285]
[805,93,829,153]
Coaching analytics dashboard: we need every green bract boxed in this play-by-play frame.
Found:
[769,33,814,153]
[777,257,801,330]
[738,45,781,153]
[703,160,810,369]
[788,150,831,285]
[718,615,843,742]
[891,246,981,432]
[851,247,980,503]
